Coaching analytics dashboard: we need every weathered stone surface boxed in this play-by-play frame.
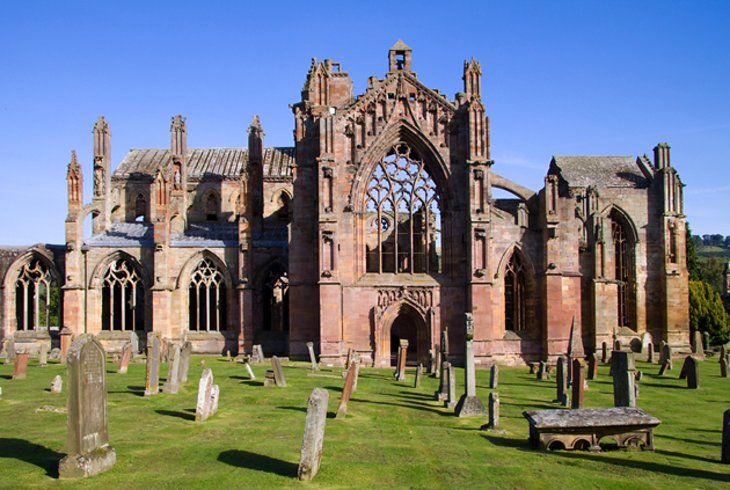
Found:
[586,353,598,380]
[58,335,116,478]
[51,374,63,394]
[163,343,182,394]
[298,387,329,481]
[179,341,192,384]
[601,342,608,364]
[444,362,456,409]
[680,356,700,389]
[244,360,256,380]
[455,313,486,417]
[566,316,584,359]
[395,340,408,381]
[59,327,72,364]
[721,356,728,378]
[263,370,276,387]
[571,359,585,409]
[12,351,29,380]
[117,342,132,374]
[435,354,448,400]
[641,332,652,353]
[489,364,499,389]
[144,335,161,396]
[555,357,568,406]
[210,384,220,415]
[488,392,500,429]
[537,361,549,380]
[306,342,319,371]
[414,363,423,388]
[195,368,214,422]
[612,351,636,408]
[271,356,287,387]
[692,331,703,357]
[723,409,730,464]
[336,361,357,419]
[39,343,49,367]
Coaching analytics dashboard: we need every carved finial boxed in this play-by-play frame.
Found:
[463,58,482,97]
[70,150,78,166]
[248,115,263,134]
[170,114,186,131]
[93,116,108,132]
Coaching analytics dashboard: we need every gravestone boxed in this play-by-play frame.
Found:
[433,350,441,379]
[646,343,654,363]
[162,342,182,394]
[601,342,608,364]
[680,356,700,389]
[427,349,435,375]
[692,331,703,357]
[720,345,728,364]
[244,359,256,380]
[50,347,61,361]
[721,356,728,378]
[435,356,449,401]
[39,343,49,367]
[414,363,423,388]
[703,331,710,352]
[658,343,673,375]
[571,359,585,409]
[336,361,357,419]
[306,342,319,371]
[641,332,652,353]
[455,313,486,417]
[58,335,116,478]
[117,342,132,374]
[489,364,499,389]
[195,368,214,422]
[263,370,276,386]
[271,356,287,387]
[59,327,72,364]
[613,339,621,351]
[210,384,220,415]
[298,388,329,481]
[723,409,730,464]
[555,357,568,406]
[352,359,360,392]
[537,361,548,380]
[179,341,192,384]
[252,344,264,363]
[612,351,636,408]
[444,362,457,409]
[129,331,140,355]
[487,392,500,429]
[393,342,403,379]
[586,353,598,380]
[51,374,63,394]
[12,351,29,380]
[144,335,161,396]
[528,363,537,374]
[396,340,408,381]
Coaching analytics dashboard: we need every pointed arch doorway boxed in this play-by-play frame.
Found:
[384,303,429,367]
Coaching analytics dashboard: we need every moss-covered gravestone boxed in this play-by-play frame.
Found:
[59,335,116,478]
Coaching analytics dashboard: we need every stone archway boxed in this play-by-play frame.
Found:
[379,302,429,367]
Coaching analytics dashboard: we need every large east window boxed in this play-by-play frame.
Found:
[612,218,634,328]
[504,253,526,332]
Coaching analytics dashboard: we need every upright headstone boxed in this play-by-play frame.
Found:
[163,342,182,394]
[427,349,435,375]
[641,332,653,353]
[612,351,636,408]
[487,392,500,429]
[566,317,584,386]
[51,374,63,393]
[396,340,408,381]
[435,356,448,401]
[537,361,548,380]
[271,356,287,387]
[210,384,220,415]
[39,343,49,367]
[555,357,568,406]
[59,327,72,364]
[58,335,116,478]
[646,343,654,363]
[414,363,423,388]
[306,342,319,371]
[129,331,140,355]
[444,362,457,409]
[195,368,214,422]
[433,350,441,379]
[455,313,486,417]
[721,356,728,378]
[298,388,329,481]
[613,339,621,352]
[722,409,730,464]
[489,364,499,389]
[601,342,608,364]
[692,331,703,356]
[335,361,357,419]
[12,351,29,380]
[721,345,728,365]
[144,334,161,396]
[571,359,585,409]
[117,342,132,374]
[680,356,700,389]
[179,341,192,384]
[703,331,710,352]
[586,353,598,380]
[257,345,265,362]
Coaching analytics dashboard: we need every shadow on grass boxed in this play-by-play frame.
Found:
[277,406,307,413]
[349,397,452,417]
[397,391,432,399]
[548,449,730,483]
[656,449,720,463]
[0,438,62,477]
[481,434,531,450]
[240,380,263,387]
[155,409,195,421]
[0,375,12,380]
[218,449,298,477]
[639,382,685,390]
[659,434,721,447]
[229,376,248,381]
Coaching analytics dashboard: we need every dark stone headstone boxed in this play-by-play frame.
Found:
[646,343,654,363]
[571,359,585,409]
[601,342,608,364]
[612,351,636,408]
[703,331,710,352]
[489,364,499,389]
[555,357,568,407]
[298,388,329,481]
[485,392,500,430]
[537,361,547,380]
[58,335,116,478]
[144,335,161,396]
[722,409,730,464]
[680,356,700,389]
[414,363,423,388]
[586,353,598,380]
[721,356,728,378]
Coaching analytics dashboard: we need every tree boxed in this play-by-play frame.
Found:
[689,280,729,345]
[686,223,701,281]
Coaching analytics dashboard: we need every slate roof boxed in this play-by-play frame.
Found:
[114,147,294,180]
[86,222,154,247]
[550,156,649,188]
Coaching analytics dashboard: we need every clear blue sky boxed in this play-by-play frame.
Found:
[1,0,729,244]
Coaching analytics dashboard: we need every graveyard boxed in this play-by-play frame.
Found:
[1,349,729,489]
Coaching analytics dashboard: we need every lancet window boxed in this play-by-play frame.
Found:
[612,217,634,328]
[189,257,227,331]
[101,259,145,331]
[15,258,59,330]
[504,253,526,332]
[365,143,441,274]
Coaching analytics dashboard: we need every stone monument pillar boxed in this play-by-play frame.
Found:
[455,313,486,417]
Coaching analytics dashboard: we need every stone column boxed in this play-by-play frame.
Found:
[455,313,486,417]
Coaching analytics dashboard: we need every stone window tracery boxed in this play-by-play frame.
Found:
[189,257,227,331]
[365,143,441,274]
[15,258,59,330]
[101,259,144,331]
[612,218,634,329]
[504,253,525,331]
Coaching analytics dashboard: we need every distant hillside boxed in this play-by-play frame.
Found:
[696,245,730,261]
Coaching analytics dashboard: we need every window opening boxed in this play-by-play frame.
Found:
[504,253,526,331]
[15,258,59,330]
[188,257,227,331]
[101,259,144,331]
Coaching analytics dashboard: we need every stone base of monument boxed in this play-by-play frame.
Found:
[454,395,486,417]
[59,444,116,478]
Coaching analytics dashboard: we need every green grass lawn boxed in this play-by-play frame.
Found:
[1,355,729,489]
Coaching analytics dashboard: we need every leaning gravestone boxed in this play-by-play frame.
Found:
[39,343,49,367]
[414,363,423,388]
[680,356,700,389]
[179,341,192,384]
[117,342,133,374]
[335,361,357,419]
[455,313,486,417]
[244,359,256,380]
[306,342,319,371]
[58,335,116,478]
[162,342,182,394]
[271,356,287,387]
[51,374,63,394]
[144,335,161,396]
[298,388,329,481]
[352,359,360,393]
[612,351,636,408]
[395,340,408,381]
[12,351,29,380]
[195,368,215,422]
[489,364,499,389]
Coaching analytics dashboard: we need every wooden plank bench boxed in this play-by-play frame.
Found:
[523,407,660,452]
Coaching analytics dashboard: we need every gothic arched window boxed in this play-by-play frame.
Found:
[15,258,59,330]
[102,259,145,331]
[135,194,147,222]
[189,257,227,331]
[504,253,526,331]
[206,193,219,222]
[612,218,634,328]
[365,143,441,274]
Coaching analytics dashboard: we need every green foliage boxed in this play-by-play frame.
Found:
[686,223,701,281]
[1,357,730,488]
[689,280,729,344]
